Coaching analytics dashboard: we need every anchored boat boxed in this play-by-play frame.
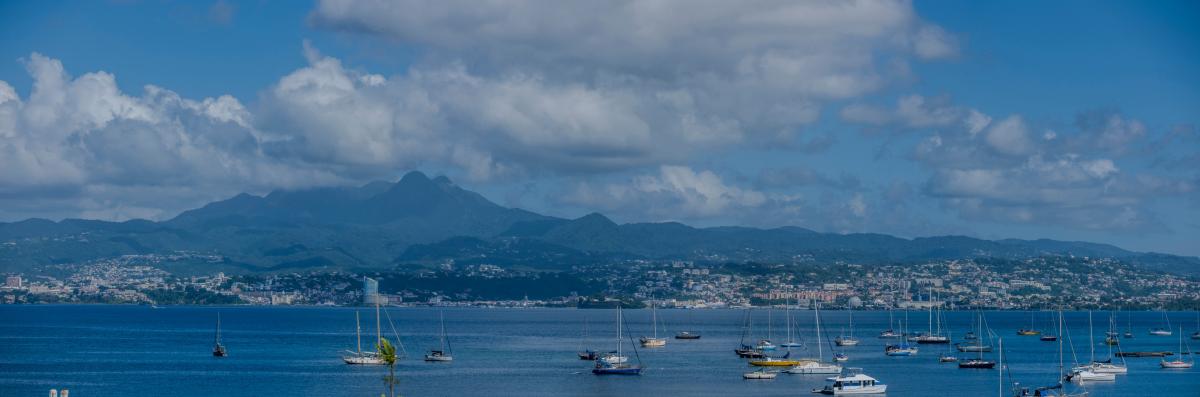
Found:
[810,368,887,395]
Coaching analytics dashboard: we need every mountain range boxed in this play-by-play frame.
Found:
[1,171,1196,275]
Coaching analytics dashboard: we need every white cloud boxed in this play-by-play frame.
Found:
[984,115,1033,156]
[567,166,767,219]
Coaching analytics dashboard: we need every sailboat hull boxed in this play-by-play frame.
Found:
[343,356,387,365]
[593,366,642,375]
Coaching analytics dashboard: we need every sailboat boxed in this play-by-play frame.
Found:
[1192,312,1200,340]
[344,303,387,365]
[1072,311,1127,374]
[578,317,601,360]
[1123,309,1134,339]
[735,308,767,358]
[1017,311,1041,336]
[1065,311,1116,382]
[212,312,227,357]
[879,307,900,339]
[1012,310,1088,397]
[786,303,843,374]
[424,311,453,362]
[1103,312,1119,345]
[758,306,777,350]
[592,305,643,375]
[640,303,667,347]
[885,309,918,356]
[913,287,949,344]
[1149,311,1173,336]
[1161,326,1195,369]
[959,311,996,369]
[781,296,803,348]
[957,311,992,352]
[834,306,859,346]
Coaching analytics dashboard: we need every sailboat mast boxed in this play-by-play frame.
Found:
[786,296,792,343]
[356,310,362,355]
[215,312,221,344]
[375,301,382,352]
[439,311,447,350]
[1088,310,1095,363]
[1058,310,1064,379]
[617,305,623,358]
[928,287,933,335]
[652,303,658,339]
[815,303,824,361]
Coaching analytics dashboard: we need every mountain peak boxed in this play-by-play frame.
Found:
[575,212,618,227]
[398,170,431,184]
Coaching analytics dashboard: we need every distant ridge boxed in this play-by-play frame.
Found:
[1,171,1196,275]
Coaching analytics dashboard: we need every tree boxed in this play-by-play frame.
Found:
[379,337,398,397]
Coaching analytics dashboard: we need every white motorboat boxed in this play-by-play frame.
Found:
[787,361,843,374]
[811,368,887,395]
[743,369,778,379]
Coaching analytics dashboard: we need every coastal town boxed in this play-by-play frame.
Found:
[3,253,1198,311]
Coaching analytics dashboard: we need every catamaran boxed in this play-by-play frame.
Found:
[212,312,227,357]
[593,305,643,375]
[912,287,949,344]
[810,368,887,395]
[786,303,843,374]
[639,303,667,348]
[344,303,387,365]
[1160,326,1195,369]
[424,311,453,362]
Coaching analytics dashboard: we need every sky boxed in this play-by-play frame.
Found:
[0,0,1198,256]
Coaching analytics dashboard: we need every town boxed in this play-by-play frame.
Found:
[3,253,1198,311]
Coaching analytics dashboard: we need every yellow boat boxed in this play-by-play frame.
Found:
[1017,329,1041,336]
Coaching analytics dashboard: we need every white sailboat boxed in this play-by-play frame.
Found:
[834,306,859,346]
[1149,311,1173,336]
[1161,327,1195,369]
[787,303,843,375]
[1071,311,1126,374]
[424,310,454,362]
[1066,311,1115,382]
[640,302,667,347]
[344,303,387,365]
[781,295,803,348]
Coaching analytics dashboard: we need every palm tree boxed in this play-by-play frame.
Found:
[379,337,398,397]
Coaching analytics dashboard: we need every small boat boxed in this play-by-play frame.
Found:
[1017,329,1041,336]
[743,368,778,379]
[877,329,900,339]
[735,346,767,358]
[343,304,388,365]
[938,353,958,363]
[962,331,978,341]
[1073,361,1126,374]
[958,358,996,369]
[834,335,859,347]
[1040,335,1058,342]
[212,312,227,357]
[578,318,600,359]
[955,342,991,352]
[756,339,777,351]
[787,361,843,374]
[674,331,701,340]
[1150,311,1173,336]
[884,344,917,356]
[424,311,454,362]
[811,368,887,395]
[833,352,849,362]
[1123,331,1134,339]
[1104,335,1119,345]
[592,305,642,375]
[1161,326,1195,369]
[1192,331,1200,341]
[639,303,667,348]
[913,334,949,344]
[749,351,803,367]
[1065,369,1115,382]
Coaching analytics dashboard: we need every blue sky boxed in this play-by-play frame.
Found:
[0,0,1197,256]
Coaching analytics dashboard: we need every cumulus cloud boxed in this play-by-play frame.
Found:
[310,0,959,145]
[0,53,343,220]
[913,106,1186,231]
[840,94,975,130]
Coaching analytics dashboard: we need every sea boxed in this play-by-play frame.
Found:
[1,305,1197,396]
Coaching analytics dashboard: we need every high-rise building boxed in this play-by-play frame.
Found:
[4,276,21,288]
[363,277,380,305]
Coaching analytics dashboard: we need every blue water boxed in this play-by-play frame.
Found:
[1,305,1197,396]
